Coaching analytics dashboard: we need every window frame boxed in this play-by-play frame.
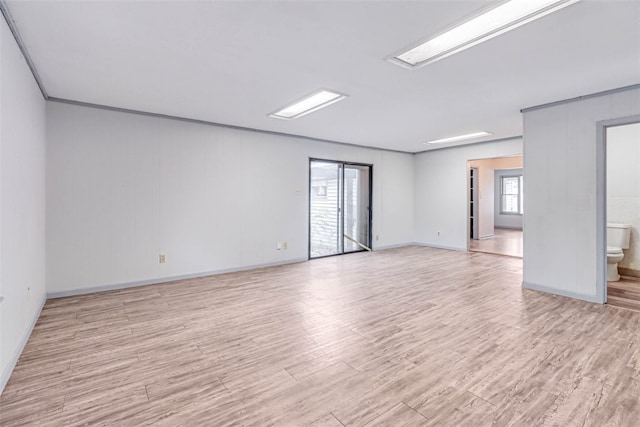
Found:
[500,174,523,215]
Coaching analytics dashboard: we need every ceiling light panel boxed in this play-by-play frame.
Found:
[269,90,348,120]
[425,131,492,144]
[391,0,581,68]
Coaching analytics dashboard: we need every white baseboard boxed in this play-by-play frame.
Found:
[495,226,523,230]
[522,281,603,304]
[0,294,47,395]
[47,257,309,299]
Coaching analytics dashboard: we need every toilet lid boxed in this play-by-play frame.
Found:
[607,246,623,254]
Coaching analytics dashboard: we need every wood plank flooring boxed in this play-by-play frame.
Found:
[1,246,639,426]
[608,276,640,312]
[469,228,523,258]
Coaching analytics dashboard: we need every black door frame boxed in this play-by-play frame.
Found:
[308,158,373,259]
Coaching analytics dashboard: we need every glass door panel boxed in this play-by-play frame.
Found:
[343,165,371,253]
[310,161,341,257]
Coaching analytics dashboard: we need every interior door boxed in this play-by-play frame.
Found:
[309,159,371,259]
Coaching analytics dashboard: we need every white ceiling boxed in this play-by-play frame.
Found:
[4,0,640,152]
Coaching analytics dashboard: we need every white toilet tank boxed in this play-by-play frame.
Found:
[607,223,631,249]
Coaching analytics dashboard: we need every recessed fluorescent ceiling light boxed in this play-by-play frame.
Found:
[392,0,581,68]
[425,131,492,144]
[269,90,347,120]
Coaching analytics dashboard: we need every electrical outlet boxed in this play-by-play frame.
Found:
[276,242,282,250]
[376,234,379,241]
[159,253,167,263]
[437,231,440,236]
[283,242,288,250]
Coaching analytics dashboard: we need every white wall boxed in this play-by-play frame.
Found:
[523,87,640,302]
[495,167,524,229]
[0,18,47,393]
[607,122,640,273]
[478,165,495,238]
[414,138,523,251]
[46,102,414,295]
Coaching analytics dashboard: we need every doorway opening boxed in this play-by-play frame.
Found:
[467,155,523,258]
[309,159,372,259]
[602,120,640,310]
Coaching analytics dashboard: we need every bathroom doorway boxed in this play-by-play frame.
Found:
[467,155,523,258]
[602,120,640,310]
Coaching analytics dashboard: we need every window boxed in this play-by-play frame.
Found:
[501,175,523,214]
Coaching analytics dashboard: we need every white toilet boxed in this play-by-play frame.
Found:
[607,223,631,282]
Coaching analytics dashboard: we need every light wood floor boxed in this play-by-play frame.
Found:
[470,228,523,258]
[2,246,639,426]
[608,276,640,312]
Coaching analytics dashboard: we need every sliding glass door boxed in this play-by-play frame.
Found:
[309,159,372,259]
[309,160,341,257]
[342,164,371,253]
